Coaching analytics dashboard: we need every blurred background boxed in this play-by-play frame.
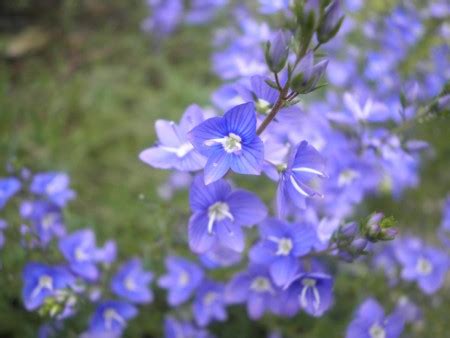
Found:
[0,0,449,337]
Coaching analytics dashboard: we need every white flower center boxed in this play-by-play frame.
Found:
[269,236,293,256]
[42,213,57,230]
[337,169,359,187]
[204,133,242,153]
[250,276,273,293]
[31,275,53,299]
[75,247,89,262]
[46,175,65,195]
[416,257,433,276]
[104,308,125,330]
[207,202,234,234]
[256,99,271,114]
[124,276,137,291]
[160,142,194,158]
[203,291,218,305]
[178,271,189,286]
[299,278,320,312]
[369,323,386,338]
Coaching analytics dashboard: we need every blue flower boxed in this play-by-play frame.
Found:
[88,300,137,335]
[0,219,8,249]
[0,177,21,210]
[111,258,153,304]
[22,262,75,311]
[225,265,278,320]
[346,298,404,338]
[199,243,242,269]
[284,273,334,317]
[189,102,264,184]
[158,256,204,306]
[59,229,116,281]
[20,200,66,246]
[249,218,316,287]
[277,141,327,216]
[258,0,290,14]
[141,0,184,38]
[188,174,267,253]
[439,195,450,246]
[394,237,448,294]
[193,280,227,327]
[30,172,75,207]
[164,316,213,338]
[140,104,206,171]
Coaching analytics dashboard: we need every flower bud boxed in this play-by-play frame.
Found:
[291,52,328,94]
[379,227,398,241]
[339,221,358,238]
[317,0,344,44]
[265,31,290,73]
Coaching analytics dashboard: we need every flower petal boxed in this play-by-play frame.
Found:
[224,102,257,142]
[188,117,227,157]
[216,222,245,253]
[269,256,299,288]
[204,151,232,185]
[229,137,264,175]
[227,190,267,227]
[188,212,216,254]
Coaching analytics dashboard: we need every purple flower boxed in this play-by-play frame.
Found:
[22,262,75,311]
[291,52,329,94]
[140,104,206,172]
[266,30,290,73]
[439,195,450,246]
[188,102,264,184]
[285,273,334,317]
[346,298,404,338]
[258,0,290,14]
[0,219,8,249]
[249,218,316,287]
[394,239,448,294]
[199,243,242,269]
[20,200,66,246]
[111,258,153,304]
[0,177,21,209]
[141,0,184,38]
[59,229,116,281]
[30,172,75,207]
[88,300,137,335]
[193,280,227,326]
[277,141,327,216]
[225,265,278,320]
[158,256,204,306]
[164,316,213,338]
[188,174,267,253]
[185,0,228,25]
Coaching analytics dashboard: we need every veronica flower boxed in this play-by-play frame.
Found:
[249,218,316,287]
[111,258,153,304]
[88,300,137,335]
[185,0,228,25]
[22,262,75,311]
[439,195,450,246]
[30,172,75,207]
[394,238,448,294]
[189,102,264,184]
[59,229,116,281]
[346,298,404,338]
[0,177,21,209]
[158,256,204,306]
[199,243,242,269]
[193,280,227,327]
[277,141,327,216]
[20,200,66,246]
[287,273,334,317]
[258,0,290,14]
[188,174,267,253]
[140,104,206,172]
[164,316,213,338]
[141,0,184,38]
[225,265,278,320]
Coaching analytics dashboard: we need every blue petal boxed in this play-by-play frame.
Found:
[224,102,257,142]
[227,190,267,227]
[216,222,245,253]
[204,151,232,185]
[188,212,216,254]
[188,117,227,156]
[189,175,231,211]
[139,147,179,169]
[229,137,264,175]
[269,256,299,288]
[249,241,276,264]
[155,120,183,147]
[251,75,278,104]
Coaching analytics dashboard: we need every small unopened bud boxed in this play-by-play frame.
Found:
[340,222,358,238]
[379,228,398,241]
[291,52,328,94]
[265,31,290,73]
[317,0,344,44]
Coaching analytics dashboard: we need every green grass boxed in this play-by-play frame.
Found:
[0,1,449,337]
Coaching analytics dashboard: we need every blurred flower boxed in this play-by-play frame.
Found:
[59,229,116,281]
[30,172,75,207]
[193,280,227,326]
[164,316,213,338]
[0,176,21,209]
[88,300,137,336]
[22,262,75,311]
[111,258,153,304]
[158,256,204,306]
[346,298,404,338]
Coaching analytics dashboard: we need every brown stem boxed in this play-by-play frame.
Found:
[256,84,290,135]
